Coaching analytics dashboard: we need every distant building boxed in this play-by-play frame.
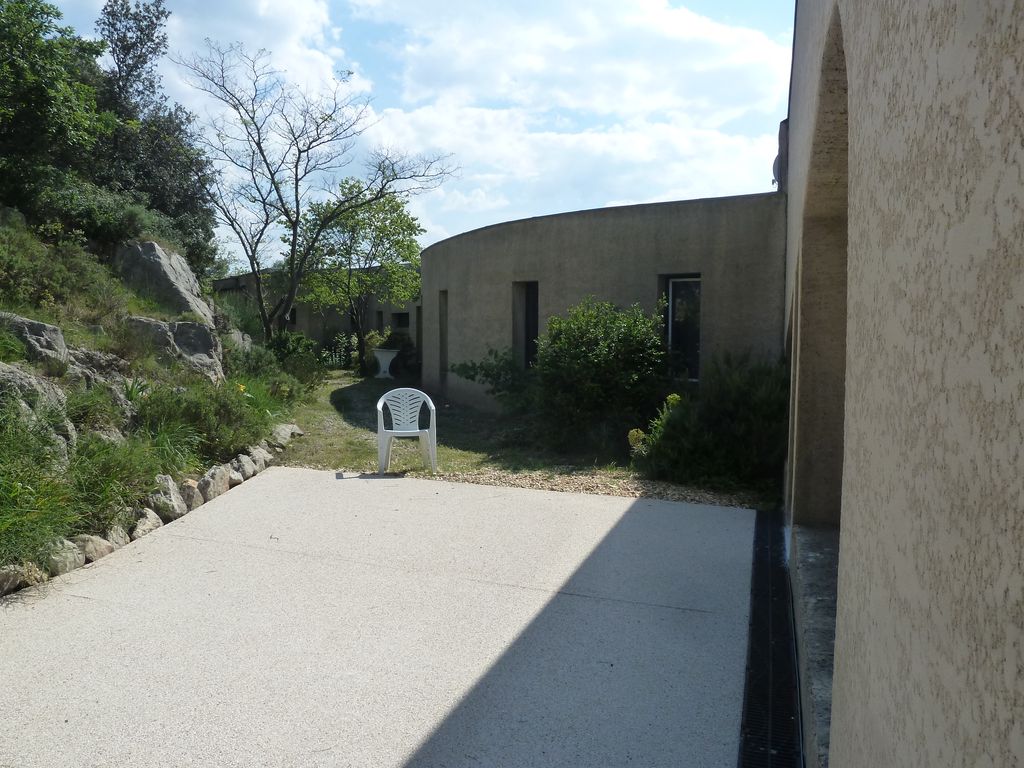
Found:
[213,271,422,352]
[420,192,786,409]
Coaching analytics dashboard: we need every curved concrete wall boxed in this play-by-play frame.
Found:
[787,0,1024,765]
[421,193,786,409]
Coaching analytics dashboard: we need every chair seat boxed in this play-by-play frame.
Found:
[386,429,428,438]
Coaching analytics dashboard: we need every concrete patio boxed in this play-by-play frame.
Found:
[0,467,756,767]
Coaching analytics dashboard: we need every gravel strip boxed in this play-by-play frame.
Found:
[404,467,765,508]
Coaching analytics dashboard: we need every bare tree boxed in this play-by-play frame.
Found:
[176,41,451,341]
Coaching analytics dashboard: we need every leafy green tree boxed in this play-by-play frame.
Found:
[303,180,424,373]
[89,0,217,274]
[178,42,451,341]
[95,0,169,117]
[0,0,110,205]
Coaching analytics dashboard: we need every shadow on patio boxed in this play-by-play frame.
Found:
[400,497,756,768]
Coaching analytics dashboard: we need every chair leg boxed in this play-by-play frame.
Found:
[429,436,437,474]
[419,434,430,470]
[379,435,394,473]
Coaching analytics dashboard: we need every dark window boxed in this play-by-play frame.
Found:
[376,310,384,331]
[513,281,539,367]
[668,277,701,379]
[392,312,410,329]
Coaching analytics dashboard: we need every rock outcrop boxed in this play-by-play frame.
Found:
[0,313,68,371]
[113,241,214,325]
[198,464,231,502]
[131,509,163,540]
[122,316,224,382]
[0,361,76,462]
[48,539,85,576]
[73,534,115,563]
[148,475,188,522]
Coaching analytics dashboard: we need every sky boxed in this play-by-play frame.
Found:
[57,0,794,254]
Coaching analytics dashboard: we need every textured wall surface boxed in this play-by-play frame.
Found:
[787,0,1024,765]
[420,193,786,407]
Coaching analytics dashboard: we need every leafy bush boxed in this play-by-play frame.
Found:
[222,343,280,379]
[65,383,123,431]
[136,380,271,462]
[535,297,666,452]
[0,397,199,568]
[268,331,326,391]
[0,327,26,362]
[451,347,537,414]
[0,397,76,567]
[632,353,789,491]
[0,218,127,317]
[215,291,265,341]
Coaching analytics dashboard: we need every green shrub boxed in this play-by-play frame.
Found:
[268,331,326,391]
[535,296,666,452]
[215,291,265,341]
[65,383,123,431]
[0,398,76,567]
[0,328,26,362]
[223,343,280,379]
[451,347,537,414]
[632,353,789,491]
[136,380,271,462]
[67,434,163,534]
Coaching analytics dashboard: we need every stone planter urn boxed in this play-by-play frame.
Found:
[373,348,398,379]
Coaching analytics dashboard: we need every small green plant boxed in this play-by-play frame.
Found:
[65,383,123,431]
[123,377,150,403]
[451,348,537,414]
[137,380,271,462]
[631,353,789,492]
[0,328,26,362]
[535,296,666,453]
[268,331,326,391]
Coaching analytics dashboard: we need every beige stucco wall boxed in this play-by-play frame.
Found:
[787,0,1024,765]
[420,193,786,408]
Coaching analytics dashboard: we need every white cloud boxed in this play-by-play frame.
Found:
[60,0,792,249]
[348,0,791,242]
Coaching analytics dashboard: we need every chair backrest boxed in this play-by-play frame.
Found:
[378,388,434,431]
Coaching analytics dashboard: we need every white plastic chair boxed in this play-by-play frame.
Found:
[376,388,437,474]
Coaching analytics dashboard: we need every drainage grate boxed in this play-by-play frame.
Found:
[737,508,803,768]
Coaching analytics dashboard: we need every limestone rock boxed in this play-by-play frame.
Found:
[113,241,214,325]
[121,316,223,383]
[228,469,244,487]
[0,563,47,597]
[0,312,68,370]
[73,534,115,562]
[65,347,130,393]
[171,321,223,382]
[198,464,231,502]
[148,474,188,523]
[0,566,22,597]
[92,428,126,444]
[179,479,204,511]
[131,508,163,540]
[247,445,274,473]
[231,453,257,480]
[106,525,130,549]
[48,539,86,576]
[269,423,304,448]
[0,361,76,462]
